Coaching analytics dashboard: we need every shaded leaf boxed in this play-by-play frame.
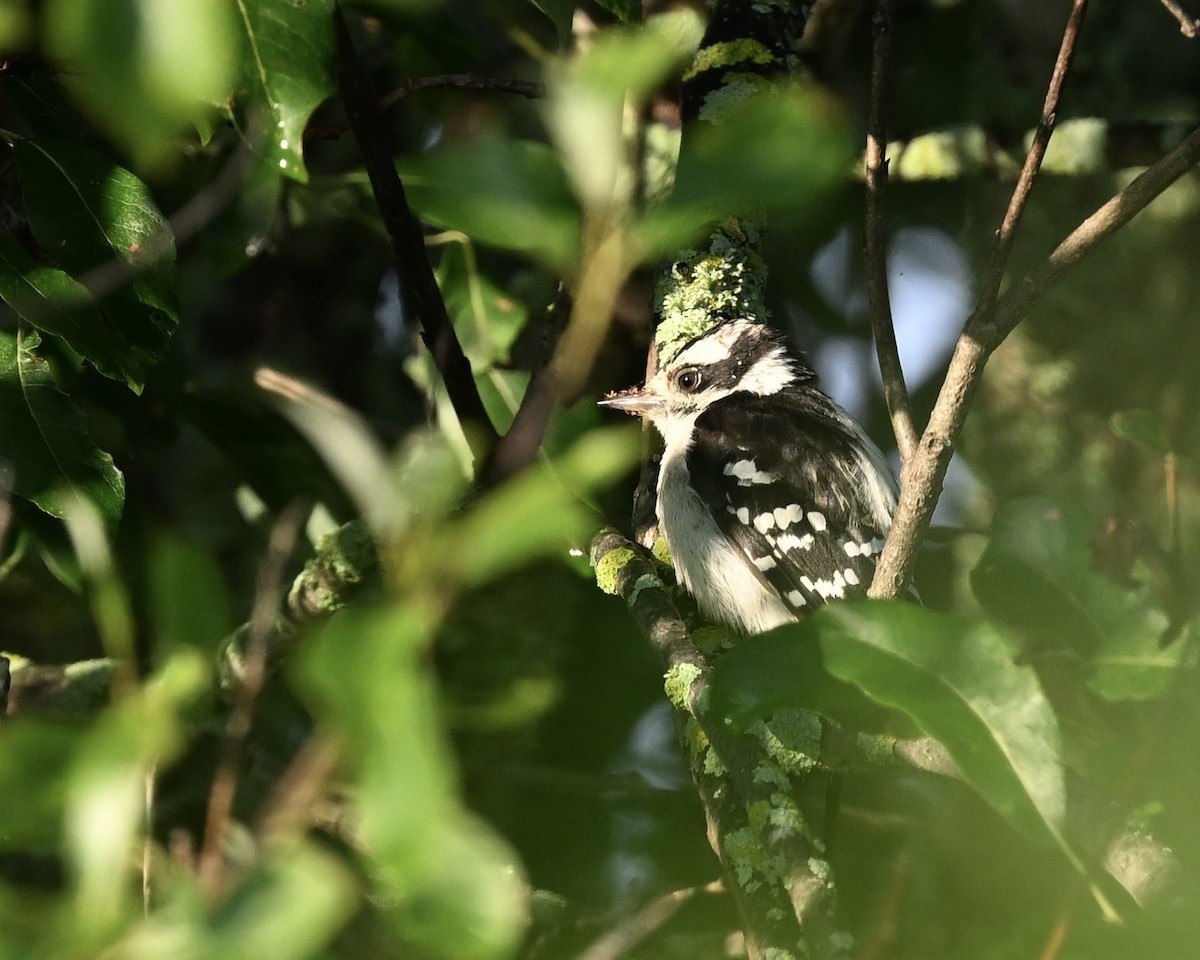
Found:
[146,532,233,656]
[232,0,336,183]
[436,242,528,369]
[43,0,235,169]
[12,136,178,383]
[0,235,143,387]
[1111,408,1170,455]
[972,497,1170,660]
[0,328,124,525]
[813,602,1066,840]
[0,718,78,849]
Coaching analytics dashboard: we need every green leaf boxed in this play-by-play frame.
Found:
[0,328,125,525]
[175,842,356,960]
[0,718,78,849]
[399,137,581,269]
[297,602,526,959]
[146,532,233,657]
[813,602,1067,842]
[435,242,528,369]
[440,426,641,586]
[42,0,235,169]
[0,235,147,388]
[64,652,208,942]
[12,136,178,384]
[708,623,912,735]
[1110,408,1170,455]
[638,82,854,257]
[972,497,1169,657]
[232,0,336,183]
[546,10,702,209]
[1088,620,1190,702]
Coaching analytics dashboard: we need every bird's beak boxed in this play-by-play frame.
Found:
[598,387,664,417]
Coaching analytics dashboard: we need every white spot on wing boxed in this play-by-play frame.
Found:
[786,590,806,607]
[774,504,804,528]
[754,555,777,571]
[753,512,775,533]
[844,567,860,586]
[808,511,827,532]
[736,507,750,525]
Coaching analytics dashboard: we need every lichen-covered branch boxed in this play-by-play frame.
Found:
[592,527,957,957]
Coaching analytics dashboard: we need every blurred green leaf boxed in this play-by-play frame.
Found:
[638,83,854,257]
[0,328,125,525]
[972,497,1169,657]
[64,651,208,943]
[442,426,640,586]
[0,0,33,55]
[1088,621,1190,702]
[399,137,581,269]
[11,136,178,385]
[815,601,1067,841]
[232,0,336,183]
[1111,408,1171,455]
[43,0,235,169]
[546,10,701,210]
[112,841,355,960]
[298,602,526,959]
[0,719,78,849]
[146,532,233,657]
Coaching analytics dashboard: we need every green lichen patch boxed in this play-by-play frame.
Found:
[592,544,637,596]
[683,38,775,82]
[664,660,703,709]
[752,709,822,774]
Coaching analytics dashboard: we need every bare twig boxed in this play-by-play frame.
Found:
[198,501,308,900]
[1159,0,1200,37]
[976,0,1091,320]
[379,74,544,110]
[479,286,572,486]
[334,7,498,456]
[307,74,544,141]
[864,0,917,464]
[870,0,1091,598]
[577,881,724,960]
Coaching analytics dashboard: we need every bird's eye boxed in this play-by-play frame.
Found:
[676,368,702,393]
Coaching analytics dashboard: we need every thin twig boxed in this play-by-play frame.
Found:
[379,74,544,110]
[872,119,1200,596]
[307,74,544,141]
[334,6,498,455]
[479,286,572,486]
[975,0,1091,320]
[870,0,1092,598]
[1159,0,1200,37]
[576,881,723,960]
[197,501,308,900]
[864,0,917,464]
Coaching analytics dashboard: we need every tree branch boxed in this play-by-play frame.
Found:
[1158,0,1200,37]
[871,4,1200,598]
[864,0,917,464]
[975,0,1091,322]
[334,6,498,457]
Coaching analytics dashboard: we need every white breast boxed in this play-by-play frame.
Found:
[655,439,795,635]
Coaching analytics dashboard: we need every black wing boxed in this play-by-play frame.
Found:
[686,389,894,614]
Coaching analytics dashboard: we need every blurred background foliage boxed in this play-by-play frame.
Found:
[0,0,1199,958]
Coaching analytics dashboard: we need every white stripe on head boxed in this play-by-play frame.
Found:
[672,320,751,367]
